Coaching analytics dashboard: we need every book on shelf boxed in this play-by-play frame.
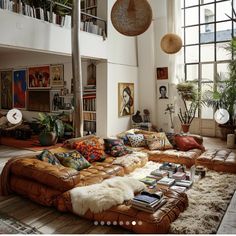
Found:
[150,169,168,177]
[139,177,157,186]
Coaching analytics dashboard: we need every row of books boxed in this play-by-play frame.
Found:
[80,21,103,36]
[83,97,96,111]
[84,120,96,133]
[131,191,167,213]
[83,111,96,121]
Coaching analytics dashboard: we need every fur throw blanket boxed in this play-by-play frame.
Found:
[112,152,147,167]
[70,176,146,215]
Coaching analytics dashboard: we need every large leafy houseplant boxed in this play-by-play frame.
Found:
[203,38,236,139]
[176,82,201,133]
[35,112,72,146]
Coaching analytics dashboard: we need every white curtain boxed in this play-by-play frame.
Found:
[167,0,184,131]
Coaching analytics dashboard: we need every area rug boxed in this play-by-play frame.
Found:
[128,161,236,234]
[0,213,41,234]
[0,136,62,151]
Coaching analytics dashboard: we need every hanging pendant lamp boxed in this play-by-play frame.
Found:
[160,33,183,54]
[111,0,153,36]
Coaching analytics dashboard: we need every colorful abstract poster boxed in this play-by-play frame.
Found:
[28,66,50,89]
[0,70,13,110]
[13,69,27,109]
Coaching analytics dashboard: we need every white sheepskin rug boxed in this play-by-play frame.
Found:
[70,176,146,215]
[127,161,236,234]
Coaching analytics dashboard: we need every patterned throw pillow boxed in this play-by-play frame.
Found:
[73,137,106,162]
[55,150,91,170]
[145,132,173,150]
[127,134,146,147]
[37,149,61,165]
[104,138,132,157]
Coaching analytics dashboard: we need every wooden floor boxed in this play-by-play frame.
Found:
[0,137,235,234]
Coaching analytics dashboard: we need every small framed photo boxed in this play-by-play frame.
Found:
[118,83,134,117]
[158,82,169,99]
[51,64,64,87]
[28,66,50,89]
[156,67,168,80]
[50,90,63,112]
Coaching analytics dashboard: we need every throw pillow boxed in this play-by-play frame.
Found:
[37,149,61,165]
[55,150,90,171]
[73,137,106,162]
[144,132,173,150]
[175,135,205,151]
[127,134,146,147]
[110,145,132,157]
[104,138,124,151]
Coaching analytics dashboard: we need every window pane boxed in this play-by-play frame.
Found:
[186,45,199,63]
[216,21,232,42]
[185,26,199,44]
[186,64,199,81]
[201,44,214,62]
[200,4,214,24]
[186,0,199,7]
[202,0,214,4]
[216,0,231,21]
[216,42,231,60]
[186,7,199,26]
[200,24,215,43]
[201,83,214,119]
[217,63,230,81]
[202,63,214,82]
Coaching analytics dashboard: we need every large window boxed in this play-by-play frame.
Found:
[182,0,234,119]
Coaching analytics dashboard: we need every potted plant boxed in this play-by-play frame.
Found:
[35,112,72,146]
[176,82,201,133]
[203,38,236,140]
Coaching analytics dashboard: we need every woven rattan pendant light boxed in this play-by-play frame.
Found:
[160,33,183,54]
[111,0,153,36]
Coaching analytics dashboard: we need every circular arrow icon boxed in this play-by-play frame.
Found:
[7,109,22,125]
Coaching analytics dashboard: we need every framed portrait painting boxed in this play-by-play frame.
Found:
[156,67,168,80]
[13,69,27,109]
[0,70,13,110]
[50,64,64,87]
[28,66,50,89]
[158,82,169,99]
[50,90,63,112]
[118,83,134,117]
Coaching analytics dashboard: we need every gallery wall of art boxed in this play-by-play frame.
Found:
[0,51,88,121]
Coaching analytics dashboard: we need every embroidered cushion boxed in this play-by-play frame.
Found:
[127,134,146,147]
[37,149,60,165]
[55,150,90,170]
[144,132,173,150]
[175,135,205,151]
[104,138,132,157]
[73,137,106,162]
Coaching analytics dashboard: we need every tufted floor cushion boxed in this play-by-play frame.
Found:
[56,188,188,234]
[146,149,203,168]
[196,149,236,173]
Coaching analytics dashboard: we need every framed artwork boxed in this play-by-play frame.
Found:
[50,90,63,112]
[28,66,50,89]
[156,67,168,80]
[118,83,134,117]
[0,70,13,110]
[50,64,64,87]
[158,82,169,99]
[13,69,27,109]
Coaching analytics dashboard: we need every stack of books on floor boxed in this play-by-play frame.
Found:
[131,191,167,213]
[157,177,175,190]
